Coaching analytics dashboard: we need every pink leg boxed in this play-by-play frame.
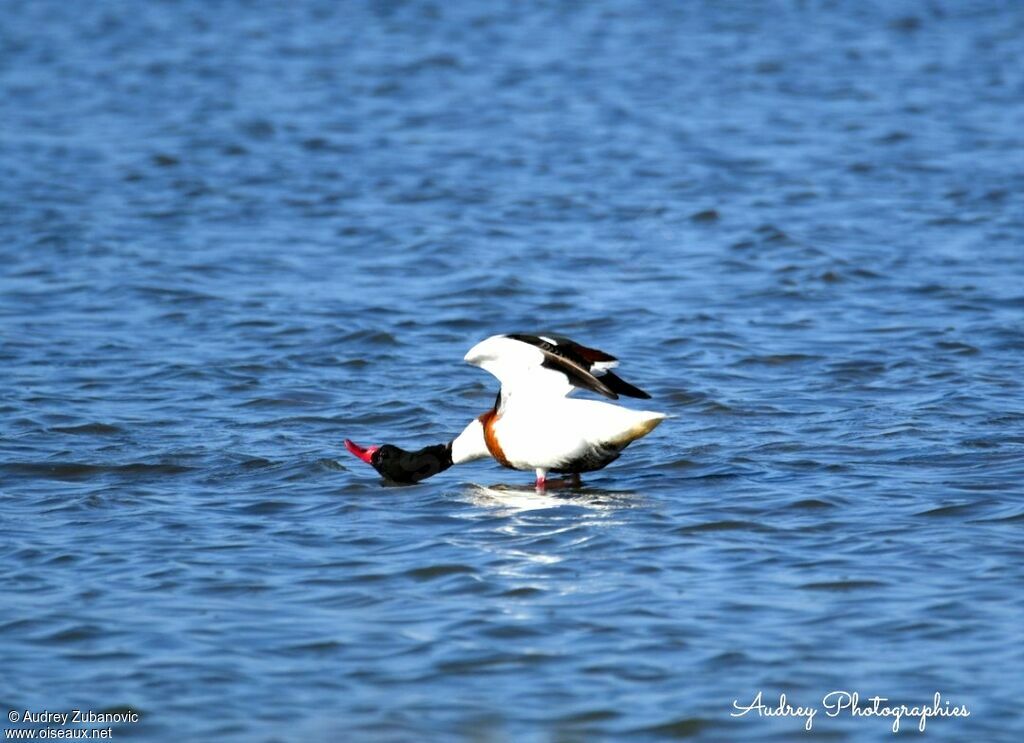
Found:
[533,471,582,490]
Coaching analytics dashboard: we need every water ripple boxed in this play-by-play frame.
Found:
[3,1,1022,741]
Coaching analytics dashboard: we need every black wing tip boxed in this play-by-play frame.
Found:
[602,371,652,399]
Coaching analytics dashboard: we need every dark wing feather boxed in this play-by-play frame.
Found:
[505,333,651,400]
[546,335,618,364]
[505,333,618,399]
[601,371,652,399]
[547,335,651,398]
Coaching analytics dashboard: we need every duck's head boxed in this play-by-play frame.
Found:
[344,439,453,484]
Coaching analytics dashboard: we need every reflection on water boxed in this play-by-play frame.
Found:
[458,483,641,514]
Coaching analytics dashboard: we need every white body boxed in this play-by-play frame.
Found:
[493,396,664,471]
[451,397,665,470]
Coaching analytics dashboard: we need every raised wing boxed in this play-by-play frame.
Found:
[464,334,652,400]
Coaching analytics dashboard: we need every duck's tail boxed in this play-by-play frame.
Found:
[611,409,667,447]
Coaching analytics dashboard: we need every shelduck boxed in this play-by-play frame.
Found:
[345,333,666,489]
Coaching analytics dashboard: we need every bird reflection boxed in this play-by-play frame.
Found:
[457,482,641,513]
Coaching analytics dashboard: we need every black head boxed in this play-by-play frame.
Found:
[346,439,453,485]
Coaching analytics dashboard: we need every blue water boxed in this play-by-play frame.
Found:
[3,1,1024,740]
